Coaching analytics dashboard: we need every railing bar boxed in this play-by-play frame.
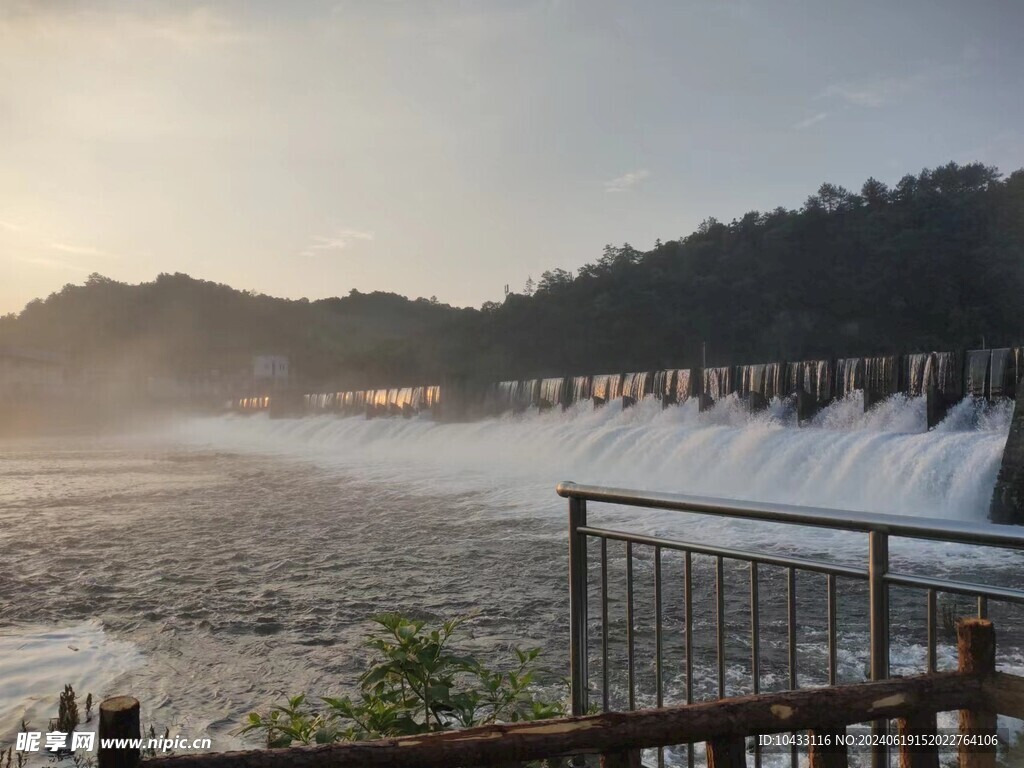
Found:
[750,564,760,694]
[684,549,694,768]
[716,555,726,699]
[978,595,989,619]
[577,525,867,579]
[558,481,1024,548]
[868,530,889,768]
[568,496,588,721]
[788,567,798,690]
[626,541,636,711]
[926,588,937,674]
[827,573,837,687]
[883,572,1024,603]
[654,545,664,768]
[601,537,610,712]
[788,566,797,768]
[655,545,664,708]
[750,561,761,768]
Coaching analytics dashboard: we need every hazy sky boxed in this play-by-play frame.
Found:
[2,0,1022,314]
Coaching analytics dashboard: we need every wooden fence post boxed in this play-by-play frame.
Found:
[97,696,140,768]
[958,619,996,768]
[706,737,746,768]
[896,711,938,768]
[600,749,641,767]
[808,728,849,767]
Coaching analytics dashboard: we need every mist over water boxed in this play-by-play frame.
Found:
[182,393,1011,522]
[1,393,1019,762]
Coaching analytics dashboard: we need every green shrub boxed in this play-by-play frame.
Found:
[241,613,566,747]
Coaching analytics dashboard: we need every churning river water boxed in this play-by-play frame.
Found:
[2,394,1023,764]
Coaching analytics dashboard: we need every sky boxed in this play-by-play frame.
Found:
[2,0,1023,314]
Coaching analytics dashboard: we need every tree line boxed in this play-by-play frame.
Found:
[2,161,1022,388]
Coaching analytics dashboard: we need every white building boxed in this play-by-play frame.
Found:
[253,355,289,385]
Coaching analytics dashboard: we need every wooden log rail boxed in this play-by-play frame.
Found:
[99,620,1016,768]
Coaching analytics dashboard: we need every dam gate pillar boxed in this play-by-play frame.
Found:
[991,394,1024,524]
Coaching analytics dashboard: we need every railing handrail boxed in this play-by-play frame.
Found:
[557,481,1024,548]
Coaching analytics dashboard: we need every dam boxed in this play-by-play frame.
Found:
[252,348,1018,423]
[230,346,1024,525]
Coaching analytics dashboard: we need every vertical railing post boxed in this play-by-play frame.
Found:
[868,530,889,768]
[569,494,589,719]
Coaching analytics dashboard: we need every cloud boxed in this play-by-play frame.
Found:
[604,169,650,193]
[16,255,90,272]
[1,220,110,257]
[823,72,929,108]
[0,5,248,49]
[50,241,104,257]
[300,229,375,256]
[794,111,828,130]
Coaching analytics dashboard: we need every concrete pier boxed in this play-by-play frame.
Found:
[991,395,1024,525]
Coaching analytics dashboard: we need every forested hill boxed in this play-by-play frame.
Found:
[470,161,1024,377]
[3,161,1023,387]
[0,275,469,386]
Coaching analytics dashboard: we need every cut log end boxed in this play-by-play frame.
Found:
[100,696,140,714]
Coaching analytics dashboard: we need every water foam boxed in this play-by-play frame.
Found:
[175,393,1010,523]
[0,622,141,742]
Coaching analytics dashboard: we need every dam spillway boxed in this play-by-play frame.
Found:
[233,346,1024,523]
[267,346,1017,420]
[235,347,1022,425]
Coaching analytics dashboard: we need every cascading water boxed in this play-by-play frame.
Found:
[703,366,733,401]
[864,355,897,397]
[653,370,672,398]
[797,359,834,402]
[195,393,1011,522]
[492,381,515,409]
[738,362,783,400]
[991,347,1014,398]
[395,388,413,408]
[763,362,784,399]
[738,363,765,398]
[904,352,931,396]
[540,377,566,407]
[966,350,991,398]
[570,375,592,403]
[675,369,691,402]
[492,380,531,411]
[653,369,691,402]
[929,351,962,399]
[425,385,441,407]
[897,350,962,402]
[835,357,863,399]
[621,371,650,401]
[274,351,1021,519]
[592,374,623,402]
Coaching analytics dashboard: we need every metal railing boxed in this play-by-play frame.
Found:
[108,633,1021,768]
[559,481,1024,768]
